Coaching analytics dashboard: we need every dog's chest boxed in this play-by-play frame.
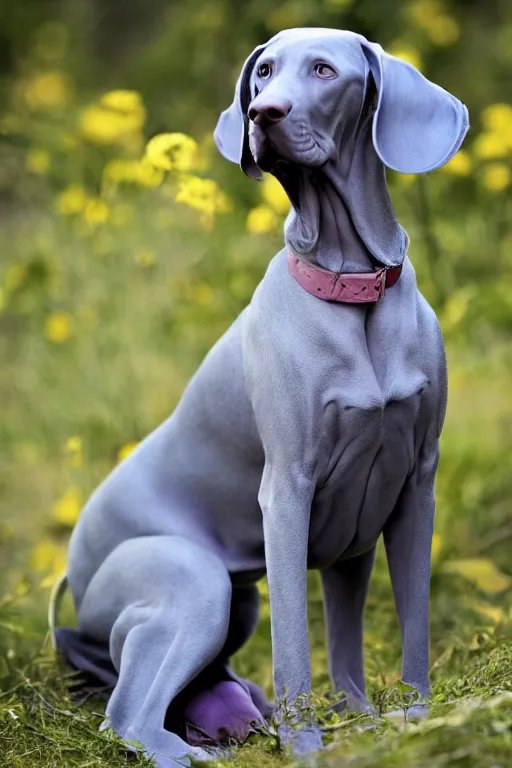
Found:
[307,388,426,569]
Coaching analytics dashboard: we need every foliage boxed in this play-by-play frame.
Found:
[0,0,512,766]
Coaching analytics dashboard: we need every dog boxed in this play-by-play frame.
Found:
[52,27,469,768]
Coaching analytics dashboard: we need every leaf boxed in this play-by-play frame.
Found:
[468,599,507,624]
[443,558,512,594]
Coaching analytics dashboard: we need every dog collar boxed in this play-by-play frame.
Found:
[287,251,402,304]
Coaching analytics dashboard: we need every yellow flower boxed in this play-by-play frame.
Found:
[52,486,82,527]
[388,43,423,71]
[136,157,165,187]
[175,175,231,214]
[80,93,144,146]
[481,103,512,135]
[408,2,460,46]
[431,532,442,563]
[65,436,82,453]
[441,149,472,176]
[100,90,144,115]
[84,199,109,226]
[261,174,290,214]
[117,442,139,463]
[145,133,199,172]
[26,149,51,175]
[20,71,71,110]
[45,311,72,343]
[65,436,83,468]
[103,159,142,184]
[246,204,279,234]
[480,163,511,193]
[31,537,67,582]
[55,185,87,215]
[473,132,511,160]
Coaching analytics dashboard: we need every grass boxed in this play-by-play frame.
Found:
[0,573,511,768]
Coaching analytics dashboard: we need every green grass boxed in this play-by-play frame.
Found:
[0,574,511,768]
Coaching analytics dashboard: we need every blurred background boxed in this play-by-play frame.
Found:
[0,0,512,740]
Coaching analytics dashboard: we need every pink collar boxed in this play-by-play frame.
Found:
[287,251,402,304]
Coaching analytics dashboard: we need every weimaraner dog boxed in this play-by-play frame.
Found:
[52,27,469,767]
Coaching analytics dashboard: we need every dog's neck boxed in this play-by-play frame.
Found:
[281,118,408,272]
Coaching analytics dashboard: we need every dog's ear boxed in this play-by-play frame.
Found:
[360,40,469,174]
[214,44,267,180]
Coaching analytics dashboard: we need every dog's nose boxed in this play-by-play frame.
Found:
[248,99,292,127]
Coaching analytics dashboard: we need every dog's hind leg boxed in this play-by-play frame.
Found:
[321,547,376,713]
[76,535,234,767]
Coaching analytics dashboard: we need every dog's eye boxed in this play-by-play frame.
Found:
[314,63,337,79]
[258,63,272,79]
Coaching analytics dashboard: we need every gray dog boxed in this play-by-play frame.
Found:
[52,27,469,768]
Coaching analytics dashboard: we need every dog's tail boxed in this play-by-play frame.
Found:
[48,571,68,650]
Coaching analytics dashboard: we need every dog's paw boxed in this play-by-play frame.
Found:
[277,720,324,760]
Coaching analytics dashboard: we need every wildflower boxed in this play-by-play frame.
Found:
[175,175,231,214]
[31,537,67,584]
[118,442,139,462]
[84,199,109,227]
[80,91,145,147]
[407,2,460,47]
[101,90,145,117]
[431,532,442,563]
[103,159,142,184]
[387,43,423,71]
[52,486,82,527]
[26,149,51,175]
[65,436,83,468]
[246,204,279,234]
[481,103,512,135]
[55,185,88,215]
[261,174,290,214]
[145,133,199,172]
[45,311,72,343]
[20,71,71,110]
[80,105,129,145]
[136,157,165,187]
[441,149,472,176]
[65,436,82,453]
[473,132,510,160]
[480,163,511,193]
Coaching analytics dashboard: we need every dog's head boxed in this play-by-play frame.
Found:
[214,28,469,180]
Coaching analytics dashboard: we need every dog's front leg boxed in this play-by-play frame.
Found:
[258,462,323,757]
[383,443,439,711]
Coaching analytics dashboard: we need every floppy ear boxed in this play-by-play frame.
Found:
[360,40,469,174]
[214,45,267,180]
